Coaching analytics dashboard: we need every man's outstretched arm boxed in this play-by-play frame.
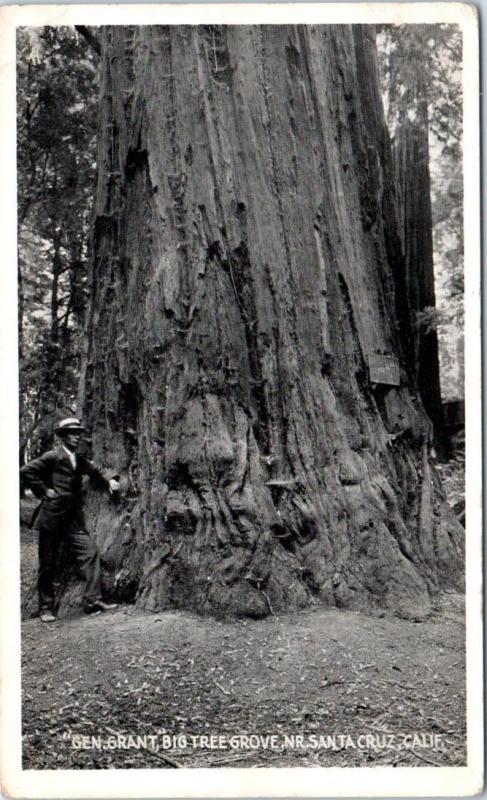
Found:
[81,457,120,494]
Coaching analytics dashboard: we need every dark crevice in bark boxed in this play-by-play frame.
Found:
[125,147,149,179]
[228,243,271,454]
[337,272,368,392]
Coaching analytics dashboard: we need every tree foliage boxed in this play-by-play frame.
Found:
[17,26,99,458]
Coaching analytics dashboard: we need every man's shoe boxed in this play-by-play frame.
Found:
[84,600,118,614]
[39,609,56,623]
[83,605,101,616]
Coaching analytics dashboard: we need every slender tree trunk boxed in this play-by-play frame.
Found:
[50,231,61,341]
[80,25,463,618]
[18,254,26,465]
[394,105,446,452]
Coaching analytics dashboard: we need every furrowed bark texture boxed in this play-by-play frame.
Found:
[394,117,445,450]
[80,25,463,618]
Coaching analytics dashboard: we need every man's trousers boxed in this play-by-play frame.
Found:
[37,516,102,611]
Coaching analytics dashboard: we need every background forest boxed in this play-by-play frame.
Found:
[17,24,464,462]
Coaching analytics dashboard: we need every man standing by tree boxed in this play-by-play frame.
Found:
[20,417,120,622]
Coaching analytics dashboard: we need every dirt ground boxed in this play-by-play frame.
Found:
[21,583,466,770]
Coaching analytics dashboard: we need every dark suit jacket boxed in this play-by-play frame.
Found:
[20,447,114,530]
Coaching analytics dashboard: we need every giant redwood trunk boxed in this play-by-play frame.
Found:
[80,25,463,618]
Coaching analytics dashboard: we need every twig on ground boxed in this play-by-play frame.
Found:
[138,667,157,678]
[322,679,345,687]
[149,750,183,769]
[261,591,275,615]
[382,679,417,690]
[189,751,258,767]
[425,717,450,733]
[410,749,442,767]
[214,681,231,696]
[329,637,346,649]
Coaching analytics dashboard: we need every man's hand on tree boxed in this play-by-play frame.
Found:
[108,478,120,495]
[45,488,57,499]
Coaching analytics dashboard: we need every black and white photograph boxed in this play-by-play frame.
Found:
[0,4,482,798]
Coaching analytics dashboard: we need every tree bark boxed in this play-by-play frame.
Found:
[80,25,463,619]
[394,109,446,452]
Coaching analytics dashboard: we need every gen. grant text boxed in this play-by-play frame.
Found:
[67,732,444,753]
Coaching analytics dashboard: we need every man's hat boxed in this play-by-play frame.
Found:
[54,417,85,434]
